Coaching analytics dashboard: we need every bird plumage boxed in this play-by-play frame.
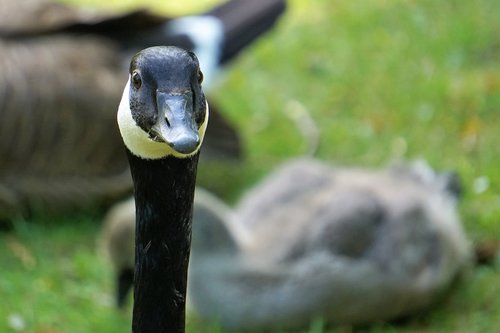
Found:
[118,46,208,333]
[0,0,286,221]
[189,158,471,330]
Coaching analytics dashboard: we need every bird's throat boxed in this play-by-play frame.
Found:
[127,150,200,333]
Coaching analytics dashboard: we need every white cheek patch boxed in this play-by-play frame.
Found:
[117,79,209,160]
[197,103,209,150]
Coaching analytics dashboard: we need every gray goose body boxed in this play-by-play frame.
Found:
[0,0,286,220]
[189,158,471,330]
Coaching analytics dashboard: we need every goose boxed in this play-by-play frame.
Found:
[0,0,286,221]
[101,158,471,330]
[189,158,471,330]
[116,46,208,332]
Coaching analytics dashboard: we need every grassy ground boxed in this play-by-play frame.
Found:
[1,0,499,332]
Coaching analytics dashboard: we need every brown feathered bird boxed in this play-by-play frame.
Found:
[0,0,287,221]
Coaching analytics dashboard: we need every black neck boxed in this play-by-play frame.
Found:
[127,150,200,333]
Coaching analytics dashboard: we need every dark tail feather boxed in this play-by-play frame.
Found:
[117,268,134,308]
[206,0,287,64]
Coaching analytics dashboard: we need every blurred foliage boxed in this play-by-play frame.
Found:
[57,0,220,15]
[1,0,499,332]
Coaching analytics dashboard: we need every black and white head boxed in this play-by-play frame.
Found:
[117,46,209,159]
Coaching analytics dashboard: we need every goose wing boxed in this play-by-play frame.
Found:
[0,35,130,219]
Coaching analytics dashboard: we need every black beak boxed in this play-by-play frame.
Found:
[152,91,200,154]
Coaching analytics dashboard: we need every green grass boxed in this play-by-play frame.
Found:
[1,0,499,332]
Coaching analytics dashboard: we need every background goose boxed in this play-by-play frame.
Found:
[101,158,471,329]
[189,158,471,330]
[0,0,286,221]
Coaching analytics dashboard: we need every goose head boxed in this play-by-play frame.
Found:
[117,46,209,160]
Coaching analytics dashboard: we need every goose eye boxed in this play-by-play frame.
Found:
[132,71,142,89]
[197,70,203,84]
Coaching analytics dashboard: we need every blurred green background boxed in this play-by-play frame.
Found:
[1,0,499,332]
